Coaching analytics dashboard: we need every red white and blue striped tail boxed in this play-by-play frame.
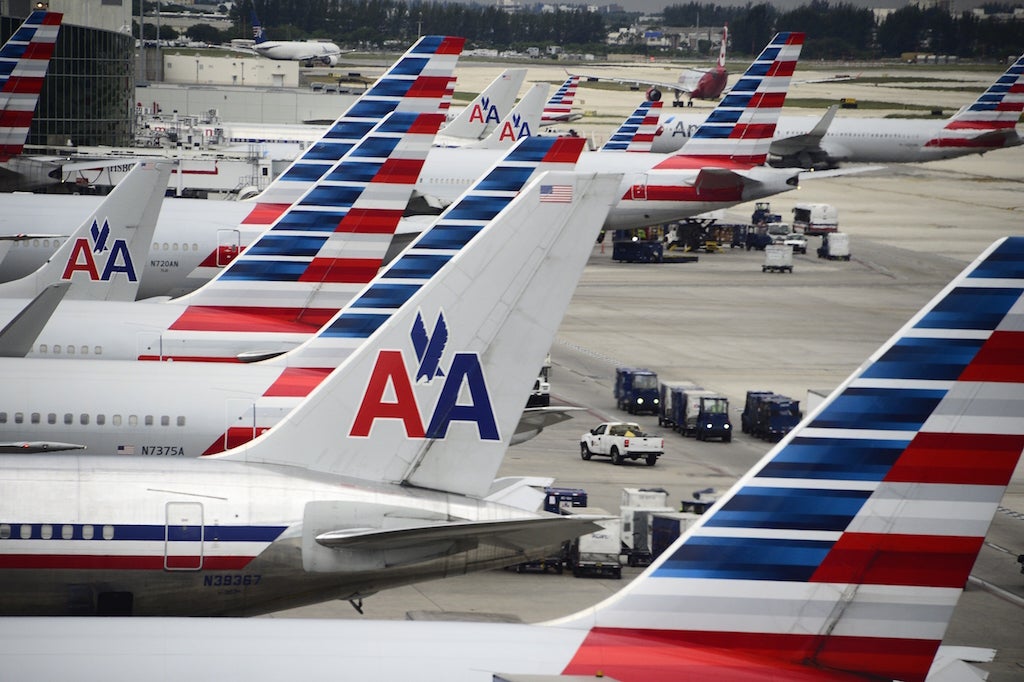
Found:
[660,32,802,168]
[601,99,664,152]
[926,54,1024,150]
[0,11,61,161]
[541,74,580,125]
[239,35,463,230]
[554,236,1024,682]
[198,135,588,456]
[171,110,445,338]
[440,68,526,142]
[219,142,615,500]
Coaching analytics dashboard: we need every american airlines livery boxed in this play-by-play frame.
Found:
[435,67,527,144]
[0,10,61,161]
[0,34,465,298]
[0,162,621,616]
[0,160,169,302]
[654,53,1024,166]
[419,31,805,231]
[4,235,1022,679]
[454,82,549,150]
[0,136,594,456]
[601,97,664,152]
[541,74,582,125]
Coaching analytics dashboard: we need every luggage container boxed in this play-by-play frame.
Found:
[762,244,793,272]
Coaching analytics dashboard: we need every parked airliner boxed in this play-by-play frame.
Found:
[0,158,619,615]
[652,53,1024,167]
[3,235,1022,680]
[248,10,343,66]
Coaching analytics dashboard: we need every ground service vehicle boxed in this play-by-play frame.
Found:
[762,244,793,272]
[620,488,673,567]
[508,486,588,574]
[568,512,622,579]
[744,391,802,441]
[792,202,838,235]
[580,422,664,466]
[781,232,808,253]
[674,390,732,441]
[651,511,703,558]
[614,367,660,414]
[657,380,700,428]
[526,354,552,407]
[817,231,851,260]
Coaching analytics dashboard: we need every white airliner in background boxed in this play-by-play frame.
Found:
[3,235,1022,681]
[248,10,343,65]
[0,163,620,616]
[652,53,1024,167]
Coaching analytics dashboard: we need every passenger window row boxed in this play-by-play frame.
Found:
[0,523,115,541]
[0,412,186,427]
[36,344,102,355]
[152,242,201,252]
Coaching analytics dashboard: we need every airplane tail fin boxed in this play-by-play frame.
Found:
[174,111,444,327]
[473,83,549,150]
[217,140,621,501]
[659,32,803,168]
[554,236,1024,682]
[240,35,463,228]
[601,98,664,152]
[717,23,728,68]
[0,161,170,301]
[250,10,266,44]
[925,54,1024,150]
[440,68,526,142]
[541,75,580,126]
[0,10,61,162]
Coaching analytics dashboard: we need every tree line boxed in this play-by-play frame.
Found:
[148,0,1023,60]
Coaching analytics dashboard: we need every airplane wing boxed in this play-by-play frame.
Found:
[770,104,839,157]
[0,282,69,357]
[315,516,602,554]
[511,406,582,445]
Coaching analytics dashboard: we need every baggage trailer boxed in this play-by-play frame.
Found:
[651,511,703,559]
[817,231,851,260]
[762,244,793,272]
[658,380,700,428]
[568,511,622,579]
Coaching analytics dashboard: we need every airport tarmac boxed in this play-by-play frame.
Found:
[266,139,1024,680]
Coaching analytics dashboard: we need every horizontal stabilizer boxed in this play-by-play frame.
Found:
[512,406,583,446]
[0,441,86,453]
[316,516,601,553]
[770,104,838,156]
[693,167,746,193]
[0,282,69,357]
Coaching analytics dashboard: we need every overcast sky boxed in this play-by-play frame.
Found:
[602,0,992,14]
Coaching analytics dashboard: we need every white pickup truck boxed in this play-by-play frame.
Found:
[580,422,663,466]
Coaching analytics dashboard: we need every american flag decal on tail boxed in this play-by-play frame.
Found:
[540,184,573,203]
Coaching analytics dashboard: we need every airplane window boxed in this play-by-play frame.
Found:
[96,414,105,426]
[48,413,56,424]
[38,344,47,354]
[177,416,186,427]
[145,415,154,426]
[54,345,61,354]
[163,243,169,251]
[30,413,39,424]
[192,243,199,251]
[94,346,101,355]
[0,413,6,424]
[161,415,170,426]
[32,239,39,247]
[80,414,89,425]
[14,413,22,424]
[61,525,73,540]
[64,413,73,425]
[43,239,49,248]
[82,525,94,540]
[67,345,75,355]
[41,524,52,540]
[173,243,179,251]
[0,524,8,539]
[81,346,88,355]
[20,525,30,539]
[102,525,114,540]
[129,415,138,426]
[113,415,122,426]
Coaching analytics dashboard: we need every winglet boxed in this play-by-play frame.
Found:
[553,236,1024,682]
[0,10,62,161]
[0,281,69,357]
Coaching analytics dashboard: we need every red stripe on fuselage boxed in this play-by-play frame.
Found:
[169,306,335,332]
[241,203,291,225]
[884,432,1024,486]
[262,367,331,397]
[810,533,983,588]
[562,628,937,682]
[622,184,745,203]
